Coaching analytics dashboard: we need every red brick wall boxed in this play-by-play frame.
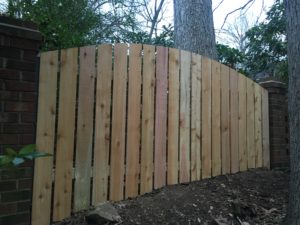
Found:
[260,80,290,168]
[0,16,42,225]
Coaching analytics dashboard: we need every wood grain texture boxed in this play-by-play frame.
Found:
[254,84,263,168]
[110,44,128,201]
[53,48,78,221]
[140,45,155,194]
[201,57,212,179]
[125,44,142,198]
[154,46,168,189]
[211,60,221,177]
[191,53,202,181]
[247,79,255,168]
[179,50,191,183]
[221,64,230,175]
[238,75,247,171]
[93,44,113,204]
[74,46,96,211]
[32,51,58,225]
[262,88,270,168]
[167,48,180,185]
[230,69,239,173]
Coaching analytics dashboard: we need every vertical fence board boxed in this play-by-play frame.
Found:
[110,44,128,201]
[221,64,230,175]
[179,50,191,183]
[140,45,155,194]
[254,84,263,168]
[154,46,168,189]
[262,88,270,168]
[238,75,247,171]
[230,69,239,173]
[125,44,142,198]
[53,48,78,221]
[201,57,212,179]
[211,60,221,177]
[247,79,255,168]
[93,44,113,204]
[74,46,96,211]
[32,51,58,225]
[168,48,180,185]
[191,53,202,181]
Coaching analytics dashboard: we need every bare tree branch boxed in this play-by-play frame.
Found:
[220,0,256,29]
[213,0,226,12]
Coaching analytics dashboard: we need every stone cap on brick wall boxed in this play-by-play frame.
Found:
[259,79,287,94]
[0,16,42,41]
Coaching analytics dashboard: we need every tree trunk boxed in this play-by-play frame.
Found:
[285,0,300,224]
[173,0,217,59]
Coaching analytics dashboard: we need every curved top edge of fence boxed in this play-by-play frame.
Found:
[40,43,267,91]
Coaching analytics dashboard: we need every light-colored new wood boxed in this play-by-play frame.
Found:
[230,69,239,173]
[191,53,202,181]
[262,88,270,168]
[140,45,155,194]
[221,64,230,175]
[154,46,168,189]
[247,79,255,168]
[179,50,191,183]
[211,60,221,177]
[254,84,263,168]
[53,48,78,221]
[32,51,58,225]
[110,44,128,201]
[168,48,180,185]
[238,75,247,171]
[93,44,113,204]
[125,44,142,198]
[74,46,96,211]
[201,57,212,179]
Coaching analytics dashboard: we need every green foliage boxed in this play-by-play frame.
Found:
[244,0,287,82]
[0,144,51,168]
[216,43,244,71]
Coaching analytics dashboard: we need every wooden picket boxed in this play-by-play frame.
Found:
[32,44,270,225]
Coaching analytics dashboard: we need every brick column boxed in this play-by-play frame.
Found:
[260,80,289,168]
[0,16,42,225]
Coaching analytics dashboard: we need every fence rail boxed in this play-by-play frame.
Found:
[32,44,270,225]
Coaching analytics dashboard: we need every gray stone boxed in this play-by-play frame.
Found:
[85,202,121,225]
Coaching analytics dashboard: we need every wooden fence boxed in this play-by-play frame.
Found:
[31,44,270,225]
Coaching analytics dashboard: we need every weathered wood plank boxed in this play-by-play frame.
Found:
[201,57,212,179]
[125,44,142,198]
[221,64,230,175]
[53,48,78,221]
[140,45,155,194]
[262,88,270,169]
[167,48,180,185]
[93,44,113,204]
[247,79,255,168]
[110,44,128,201]
[179,50,191,183]
[32,51,58,225]
[230,69,239,173]
[154,46,168,189]
[74,46,96,211]
[211,60,221,177]
[238,74,247,171]
[254,84,263,168]
[191,53,202,181]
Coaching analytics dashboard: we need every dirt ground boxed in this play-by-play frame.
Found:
[56,169,289,225]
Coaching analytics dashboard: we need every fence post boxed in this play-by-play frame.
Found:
[259,79,289,168]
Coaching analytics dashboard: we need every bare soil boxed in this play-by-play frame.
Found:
[55,169,289,225]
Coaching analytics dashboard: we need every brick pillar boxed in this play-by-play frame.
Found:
[0,16,42,225]
[260,80,289,168]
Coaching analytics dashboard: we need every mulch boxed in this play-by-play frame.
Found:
[55,168,289,225]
